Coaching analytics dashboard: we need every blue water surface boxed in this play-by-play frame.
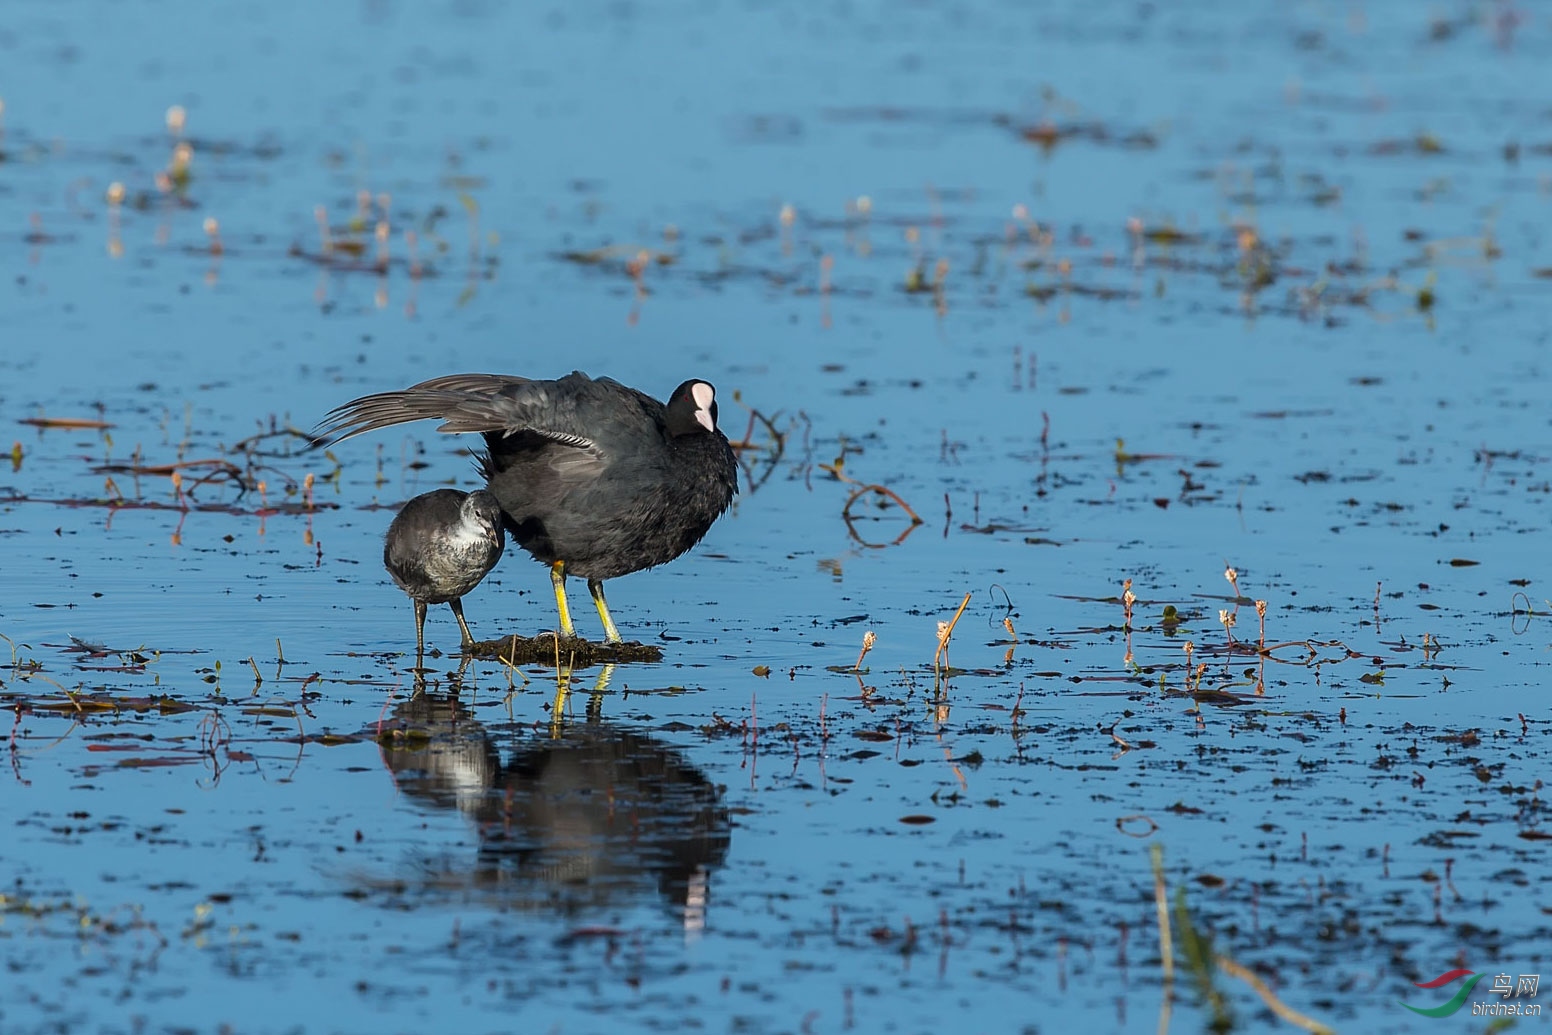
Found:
[3,2,1552,1033]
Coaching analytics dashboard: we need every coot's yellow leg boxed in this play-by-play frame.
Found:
[588,663,615,720]
[550,561,578,639]
[550,667,572,740]
[587,579,623,644]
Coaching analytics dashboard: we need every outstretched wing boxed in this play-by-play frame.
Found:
[312,372,604,457]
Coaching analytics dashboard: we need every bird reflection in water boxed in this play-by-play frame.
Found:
[376,667,730,931]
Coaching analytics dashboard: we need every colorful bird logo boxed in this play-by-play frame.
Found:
[1399,969,1484,1018]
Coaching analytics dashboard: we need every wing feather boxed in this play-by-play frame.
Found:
[312,371,602,458]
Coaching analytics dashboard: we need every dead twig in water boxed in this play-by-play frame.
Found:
[1173,880,1233,1032]
[94,457,245,480]
[822,441,925,547]
[726,396,785,453]
[1150,844,1174,985]
[933,592,972,674]
[1216,954,1334,1035]
[18,415,114,430]
[727,395,787,493]
[842,482,923,525]
[1116,815,1157,838]
[230,424,315,457]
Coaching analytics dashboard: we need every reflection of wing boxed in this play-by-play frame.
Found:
[377,691,730,914]
[313,371,606,462]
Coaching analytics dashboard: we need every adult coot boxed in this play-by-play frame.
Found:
[384,488,505,659]
[320,371,737,643]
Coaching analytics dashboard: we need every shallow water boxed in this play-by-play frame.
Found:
[3,2,1552,1033]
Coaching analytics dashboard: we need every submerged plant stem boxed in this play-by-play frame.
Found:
[1216,954,1334,1035]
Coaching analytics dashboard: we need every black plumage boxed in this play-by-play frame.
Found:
[384,488,504,659]
[321,371,738,642]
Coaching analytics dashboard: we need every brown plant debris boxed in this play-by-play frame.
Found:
[466,632,663,666]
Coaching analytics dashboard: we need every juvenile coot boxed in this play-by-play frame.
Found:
[320,371,738,643]
[384,488,505,659]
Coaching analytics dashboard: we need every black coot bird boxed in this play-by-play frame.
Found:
[320,371,738,643]
[384,488,505,659]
